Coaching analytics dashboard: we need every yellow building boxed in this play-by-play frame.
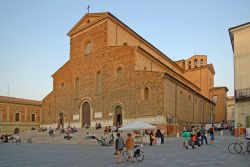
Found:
[229,22,250,128]
[0,96,42,134]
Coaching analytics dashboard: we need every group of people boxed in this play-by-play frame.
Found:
[95,122,102,130]
[181,125,215,149]
[149,129,164,146]
[0,134,20,144]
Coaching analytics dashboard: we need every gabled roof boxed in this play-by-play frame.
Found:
[67,12,108,36]
[67,12,184,72]
[0,96,42,106]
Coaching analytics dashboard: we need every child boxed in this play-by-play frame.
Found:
[190,128,197,149]
[181,130,190,149]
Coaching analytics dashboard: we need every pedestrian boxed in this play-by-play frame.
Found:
[200,125,208,145]
[114,133,124,164]
[181,127,190,149]
[209,125,215,144]
[161,131,165,144]
[190,128,197,149]
[149,130,154,146]
[155,129,162,146]
[196,127,201,147]
[125,133,135,162]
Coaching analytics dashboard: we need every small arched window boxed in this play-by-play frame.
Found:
[200,59,203,66]
[144,87,149,100]
[60,83,64,89]
[75,77,80,97]
[188,61,191,69]
[96,71,102,94]
[194,59,197,68]
[84,41,92,55]
[117,67,123,76]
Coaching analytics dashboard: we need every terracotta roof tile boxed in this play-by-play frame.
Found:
[0,96,42,106]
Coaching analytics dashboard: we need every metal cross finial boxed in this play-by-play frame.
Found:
[87,5,90,13]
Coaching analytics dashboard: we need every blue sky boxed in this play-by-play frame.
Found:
[0,0,250,100]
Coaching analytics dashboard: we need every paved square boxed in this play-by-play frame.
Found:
[0,137,249,167]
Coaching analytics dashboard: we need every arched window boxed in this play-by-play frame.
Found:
[194,59,197,68]
[117,67,123,76]
[200,59,203,66]
[75,77,80,97]
[48,105,51,115]
[188,61,191,69]
[60,83,64,89]
[144,87,149,100]
[96,71,102,94]
[84,41,92,55]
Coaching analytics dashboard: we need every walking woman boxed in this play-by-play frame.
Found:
[149,130,154,146]
[155,129,162,146]
[209,125,215,144]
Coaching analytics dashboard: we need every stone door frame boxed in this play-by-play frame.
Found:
[80,98,93,127]
[113,103,125,126]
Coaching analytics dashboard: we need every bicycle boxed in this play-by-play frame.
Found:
[123,144,144,162]
[228,133,250,154]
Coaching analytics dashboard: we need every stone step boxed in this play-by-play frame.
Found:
[19,128,112,145]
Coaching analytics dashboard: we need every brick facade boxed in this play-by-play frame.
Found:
[42,12,218,135]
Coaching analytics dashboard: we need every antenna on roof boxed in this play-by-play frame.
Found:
[7,84,10,96]
[86,5,90,13]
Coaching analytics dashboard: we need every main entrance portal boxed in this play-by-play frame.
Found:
[82,102,91,127]
[114,105,122,126]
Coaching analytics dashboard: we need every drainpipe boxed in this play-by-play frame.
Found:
[175,83,177,135]
[193,93,195,124]
[203,101,204,124]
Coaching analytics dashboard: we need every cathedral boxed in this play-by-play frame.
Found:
[41,12,227,134]
[0,12,228,135]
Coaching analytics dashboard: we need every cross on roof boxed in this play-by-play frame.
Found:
[87,5,90,13]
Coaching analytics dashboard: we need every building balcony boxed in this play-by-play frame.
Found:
[235,88,250,101]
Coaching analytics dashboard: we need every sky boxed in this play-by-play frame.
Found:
[0,0,250,100]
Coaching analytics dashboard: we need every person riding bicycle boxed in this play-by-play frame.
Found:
[125,133,135,162]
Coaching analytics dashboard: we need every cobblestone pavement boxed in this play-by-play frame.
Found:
[0,136,249,167]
